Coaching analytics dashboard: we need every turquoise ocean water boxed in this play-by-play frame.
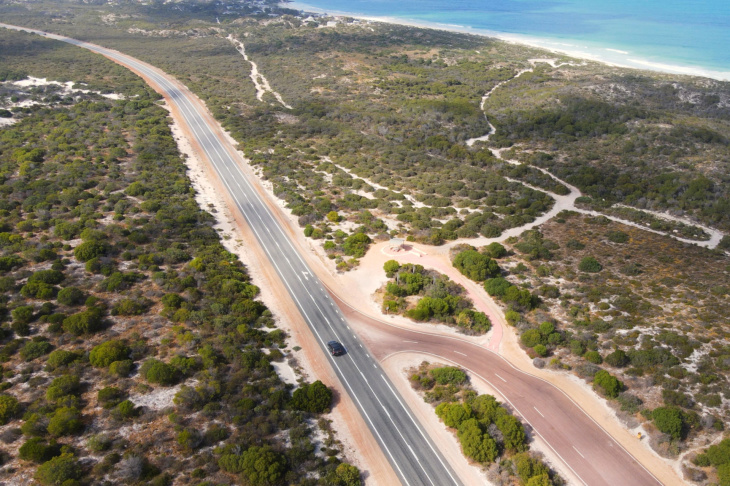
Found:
[287,0,730,80]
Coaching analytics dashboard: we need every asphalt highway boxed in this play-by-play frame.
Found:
[0,23,667,486]
[0,23,462,486]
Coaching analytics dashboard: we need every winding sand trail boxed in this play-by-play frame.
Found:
[227,34,293,109]
[461,59,725,251]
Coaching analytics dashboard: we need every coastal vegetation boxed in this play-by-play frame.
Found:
[0,28,358,484]
[0,0,728,482]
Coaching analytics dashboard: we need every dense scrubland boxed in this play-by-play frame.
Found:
[0,28,359,486]
[1,0,729,483]
[463,216,729,484]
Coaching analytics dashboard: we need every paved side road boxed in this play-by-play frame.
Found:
[0,23,461,486]
[334,296,663,486]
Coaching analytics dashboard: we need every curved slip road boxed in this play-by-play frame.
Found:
[0,23,666,486]
[0,23,460,486]
[333,295,662,486]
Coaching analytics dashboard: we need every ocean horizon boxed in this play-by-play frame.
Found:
[286,0,730,81]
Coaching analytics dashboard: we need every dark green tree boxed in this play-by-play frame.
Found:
[290,380,332,413]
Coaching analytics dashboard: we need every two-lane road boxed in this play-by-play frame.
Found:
[0,23,668,485]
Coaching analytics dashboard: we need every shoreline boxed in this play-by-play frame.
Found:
[284,1,730,82]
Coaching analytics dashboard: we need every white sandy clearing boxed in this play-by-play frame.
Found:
[11,76,124,100]
[226,34,293,109]
[271,360,299,386]
[129,384,181,411]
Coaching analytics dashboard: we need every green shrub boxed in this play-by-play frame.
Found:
[503,286,536,310]
[593,370,623,398]
[169,355,201,376]
[652,406,684,440]
[383,260,400,275]
[111,298,150,316]
[11,305,34,325]
[342,233,371,258]
[578,256,603,273]
[20,281,57,299]
[56,287,85,306]
[484,277,511,297]
[435,402,472,428]
[113,400,138,420]
[109,359,134,377]
[19,438,61,463]
[177,428,202,450]
[533,344,548,357]
[87,434,112,452]
[290,380,332,413]
[431,366,467,385]
[73,240,108,262]
[570,340,586,356]
[0,255,24,272]
[240,446,287,486]
[34,453,82,486]
[46,375,81,402]
[496,414,527,452]
[584,351,603,364]
[453,250,500,281]
[11,320,31,337]
[505,310,521,325]
[457,418,498,463]
[47,407,83,437]
[604,349,629,367]
[718,463,730,486]
[0,394,19,424]
[140,359,179,386]
[705,438,730,466]
[483,242,506,258]
[161,293,183,309]
[607,231,629,243]
[89,340,129,368]
[62,307,103,335]
[45,349,80,371]
[20,340,53,361]
[21,413,48,437]
[513,453,550,484]
[28,270,63,285]
[332,463,362,486]
[521,329,543,348]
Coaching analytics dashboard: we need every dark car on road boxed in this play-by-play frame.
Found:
[327,341,346,356]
